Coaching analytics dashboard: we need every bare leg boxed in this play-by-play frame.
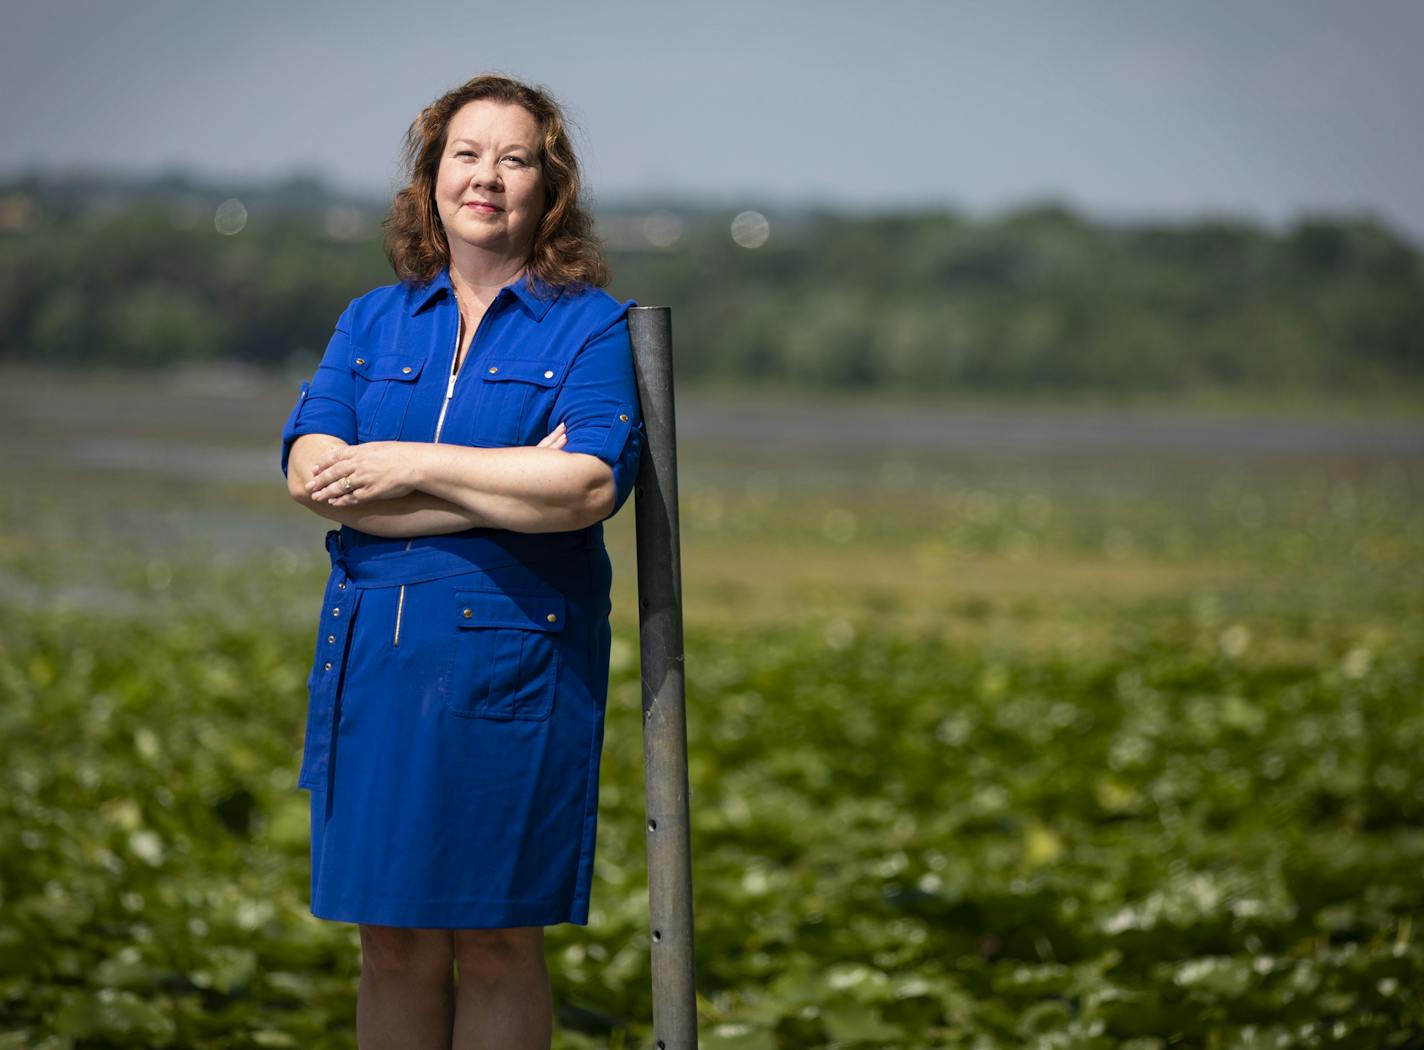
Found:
[357,925,456,1050]
[451,926,551,1050]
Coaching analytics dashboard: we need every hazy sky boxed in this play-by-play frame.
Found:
[6,0,1423,237]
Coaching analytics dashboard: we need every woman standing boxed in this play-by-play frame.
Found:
[280,74,643,1049]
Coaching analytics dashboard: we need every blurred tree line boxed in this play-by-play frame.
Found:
[1,172,1420,394]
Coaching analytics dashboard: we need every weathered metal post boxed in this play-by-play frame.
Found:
[628,306,698,1049]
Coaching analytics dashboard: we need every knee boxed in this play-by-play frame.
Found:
[454,926,544,984]
[359,925,453,982]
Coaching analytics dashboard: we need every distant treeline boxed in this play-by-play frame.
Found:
[2,171,1421,393]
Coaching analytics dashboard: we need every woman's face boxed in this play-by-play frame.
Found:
[434,100,547,267]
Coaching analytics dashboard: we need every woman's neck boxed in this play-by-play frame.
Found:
[448,246,528,308]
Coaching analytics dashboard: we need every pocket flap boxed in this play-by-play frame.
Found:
[478,358,567,386]
[352,350,425,381]
[455,589,566,632]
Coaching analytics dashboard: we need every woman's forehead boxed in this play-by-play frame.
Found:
[446,99,541,147]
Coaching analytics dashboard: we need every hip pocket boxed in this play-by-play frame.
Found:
[448,587,566,721]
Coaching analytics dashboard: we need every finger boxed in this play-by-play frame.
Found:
[307,466,339,493]
[308,450,355,488]
[536,422,567,448]
[314,472,356,502]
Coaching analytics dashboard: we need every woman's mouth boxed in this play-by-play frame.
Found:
[465,201,501,213]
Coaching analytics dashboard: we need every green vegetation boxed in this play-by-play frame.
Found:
[615,204,1424,396]
[2,173,1422,396]
[4,599,1421,1048]
[1,372,1421,1046]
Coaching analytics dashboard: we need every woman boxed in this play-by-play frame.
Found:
[279,74,643,1049]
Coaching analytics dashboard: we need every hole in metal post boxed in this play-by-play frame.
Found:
[648,819,657,831]
[652,929,662,942]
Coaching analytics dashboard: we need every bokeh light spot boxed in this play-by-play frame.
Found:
[214,198,248,235]
[642,211,683,248]
[324,205,363,240]
[730,210,770,249]
[824,618,856,651]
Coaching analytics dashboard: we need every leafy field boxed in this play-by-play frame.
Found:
[1,373,1422,1047]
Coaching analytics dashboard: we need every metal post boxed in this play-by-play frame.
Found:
[628,306,698,1049]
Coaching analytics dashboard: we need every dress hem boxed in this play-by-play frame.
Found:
[310,896,591,929]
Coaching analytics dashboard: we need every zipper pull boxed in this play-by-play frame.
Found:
[445,371,457,400]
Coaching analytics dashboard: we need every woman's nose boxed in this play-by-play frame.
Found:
[470,157,501,188]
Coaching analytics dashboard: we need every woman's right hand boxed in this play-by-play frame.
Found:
[536,422,568,450]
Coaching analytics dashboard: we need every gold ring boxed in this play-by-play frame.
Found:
[341,476,353,493]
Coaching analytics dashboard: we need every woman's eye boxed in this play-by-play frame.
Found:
[501,156,525,167]
[456,150,475,158]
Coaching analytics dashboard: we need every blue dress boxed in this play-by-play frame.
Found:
[279,269,643,929]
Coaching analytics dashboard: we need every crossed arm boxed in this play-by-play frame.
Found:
[285,424,616,538]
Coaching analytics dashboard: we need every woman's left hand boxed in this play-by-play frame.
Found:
[307,442,420,505]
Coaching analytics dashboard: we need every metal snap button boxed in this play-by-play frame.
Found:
[324,662,332,671]
[462,608,473,619]
[544,370,554,379]
[546,613,558,623]
[355,357,365,366]
[332,608,341,617]
[402,366,412,374]
[327,634,335,644]
[488,366,499,374]
[619,413,629,422]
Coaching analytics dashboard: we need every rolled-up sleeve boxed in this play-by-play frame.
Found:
[553,312,645,518]
[279,306,359,477]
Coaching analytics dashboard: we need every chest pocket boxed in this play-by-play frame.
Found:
[476,357,570,445]
[353,350,425,441]
[448,588,566,721]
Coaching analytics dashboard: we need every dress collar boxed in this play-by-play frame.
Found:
[407,266,559,321]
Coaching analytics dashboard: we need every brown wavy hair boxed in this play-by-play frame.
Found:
[383,73,609,290]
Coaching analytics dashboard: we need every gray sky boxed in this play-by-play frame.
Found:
[5,0,1423,237]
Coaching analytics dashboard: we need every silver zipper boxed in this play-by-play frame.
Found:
[392,582,407,647]
[393,298,489,646]
[432,368,458,443]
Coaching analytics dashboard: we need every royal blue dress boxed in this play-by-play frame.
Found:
[279,268,643,929]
